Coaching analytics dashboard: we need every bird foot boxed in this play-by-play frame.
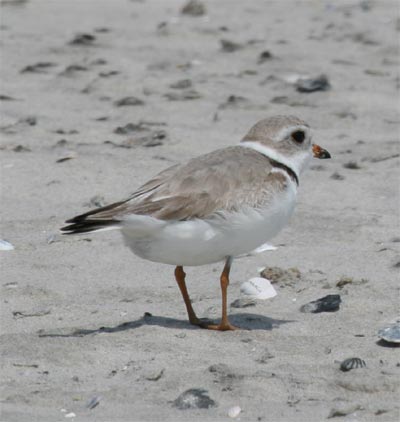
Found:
[204,322,240,331]
[190,318,239,331]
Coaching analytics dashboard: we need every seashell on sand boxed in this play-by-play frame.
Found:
[240,277,277,300]
[340,357,366,372]
[228,405,241,418]
[0,239,14,251]
[378,321,400,344]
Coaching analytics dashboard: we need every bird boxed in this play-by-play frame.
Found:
[61,115,330,331]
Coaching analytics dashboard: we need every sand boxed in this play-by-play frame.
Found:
[1,0,399,421]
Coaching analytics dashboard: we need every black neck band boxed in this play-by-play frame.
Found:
[269,158,299,186]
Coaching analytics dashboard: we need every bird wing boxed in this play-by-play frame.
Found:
[61,146,289,233]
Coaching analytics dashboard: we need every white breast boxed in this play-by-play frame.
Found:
[121,175,297,266]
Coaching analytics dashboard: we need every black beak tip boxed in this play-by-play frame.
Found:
[321,150,331,159]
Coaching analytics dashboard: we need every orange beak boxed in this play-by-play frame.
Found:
[312,144,331,159]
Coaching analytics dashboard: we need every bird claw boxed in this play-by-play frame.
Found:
[193,319,240,331]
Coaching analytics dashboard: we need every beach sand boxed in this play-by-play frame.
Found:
[1,0,399,420]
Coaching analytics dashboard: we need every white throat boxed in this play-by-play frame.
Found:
[240,141,311,178]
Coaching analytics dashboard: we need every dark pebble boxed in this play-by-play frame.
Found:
[220,39,243,52]
[343,161,361,169]
[258,50,273,64]
[230,298,256,308]
[343,161,361,170]
[69,33,96,46]
[114,96,145,107]
[300,294,341,313]
[114,123,147,135]
[173,389,216,410]
[181,0,206,16]
[296,74,330,93]
[170,79,192,89]
[99,70,119,77]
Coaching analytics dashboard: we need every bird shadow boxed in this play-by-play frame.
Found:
[38,312,293,338]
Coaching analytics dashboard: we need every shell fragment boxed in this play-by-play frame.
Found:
[240,277,277,300]
[0,239,14,251]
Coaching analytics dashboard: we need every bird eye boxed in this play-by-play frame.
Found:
[292,130,305,143]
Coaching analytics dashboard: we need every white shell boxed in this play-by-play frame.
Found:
[240,277,277,300]
[228,405,241,418]
[0,239,14,251]
[65,413,76,418]
[378,321,400,344]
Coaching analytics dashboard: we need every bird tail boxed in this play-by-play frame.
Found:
[60,200,128,235]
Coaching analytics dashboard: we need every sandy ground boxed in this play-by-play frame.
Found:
[1,0,399,421]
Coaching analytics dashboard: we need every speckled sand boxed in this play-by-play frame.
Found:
[1,1,399,421]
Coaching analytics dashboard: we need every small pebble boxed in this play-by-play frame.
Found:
[258,50,272,64]
[170,79,192,89]
[228,405,241,418]
[340,357,366,372]
[145,368,164,381]
[69,33,95,46]
[230,298,256,308]
[343,161,361,169]
[173,389,216,410]
[220,39,243,52]
[300,294,341,313]
[181,0,206,16]
[65,412,76,418]
[56,154,76,163]
[114,96,145,107]
[114,122,147,135]
[295,74,330,93]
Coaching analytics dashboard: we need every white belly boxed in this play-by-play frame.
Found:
[121,184,297,266]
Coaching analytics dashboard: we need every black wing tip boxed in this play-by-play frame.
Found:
[60,220,117,235]
[61,200,127,234]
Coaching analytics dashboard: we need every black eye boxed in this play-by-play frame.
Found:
[292,130,305,143]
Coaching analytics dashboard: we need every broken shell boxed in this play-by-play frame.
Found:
[340,357,366,372]
[228,405,241,418]
[378,321,400,344]
[0,239,14,251]
[240,277,277,300]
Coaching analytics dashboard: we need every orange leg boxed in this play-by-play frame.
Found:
[205,257,239,331]
[174,266,203,326]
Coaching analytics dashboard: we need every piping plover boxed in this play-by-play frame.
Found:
[61,115,330,331]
